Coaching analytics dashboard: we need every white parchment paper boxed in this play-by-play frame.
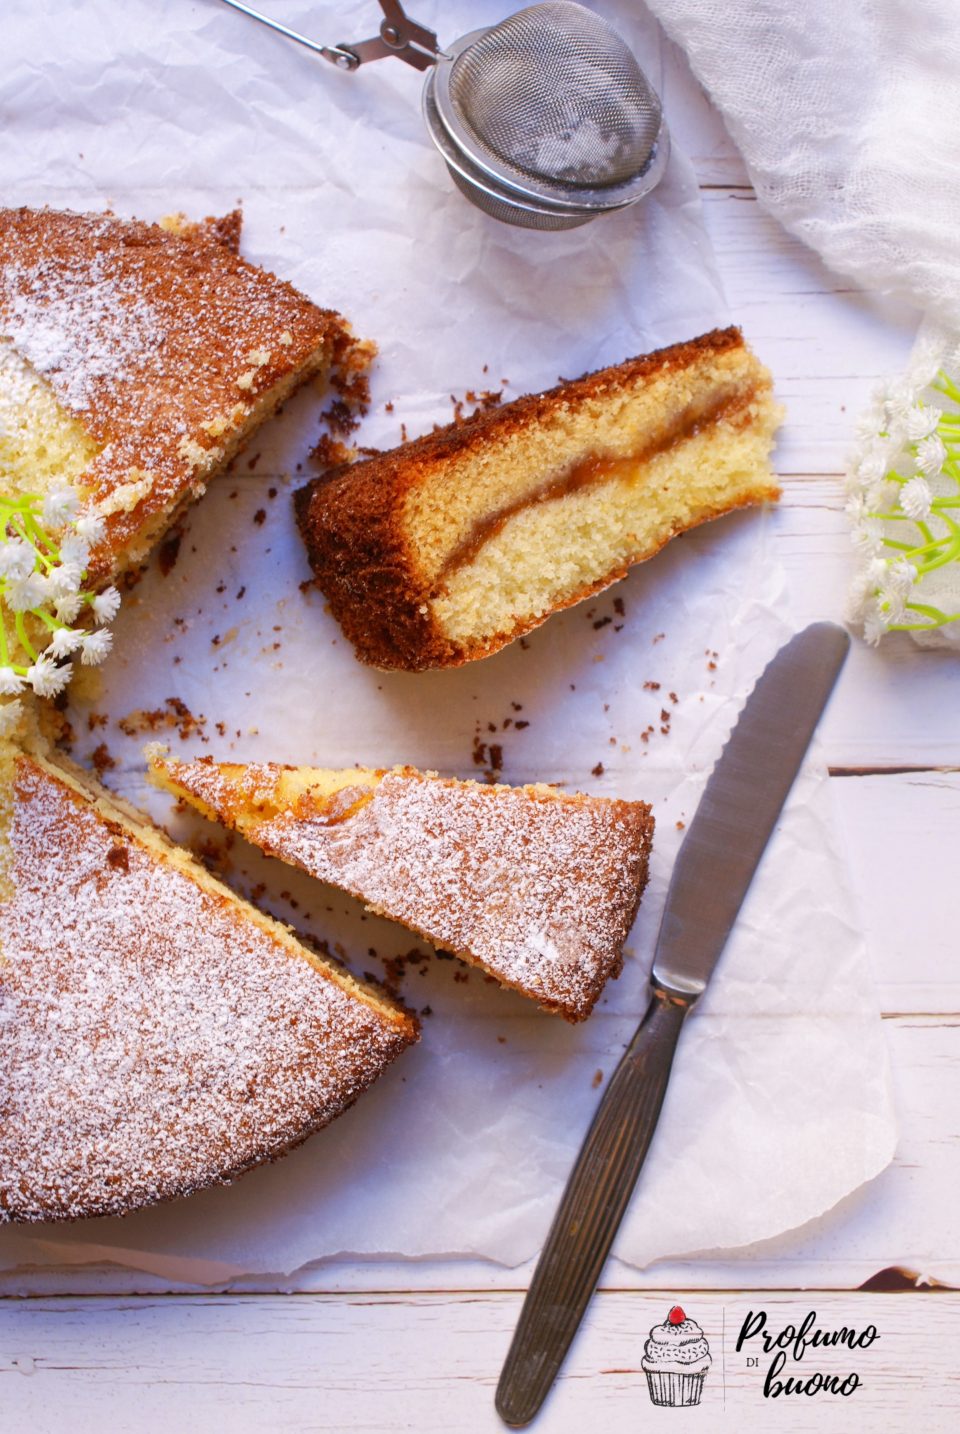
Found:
[0,0,895,1281]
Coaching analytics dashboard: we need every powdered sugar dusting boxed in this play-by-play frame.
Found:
[168,764,653,1020]
[0,755,413,1223]
[2,251,161,412]
[0,206,349,577]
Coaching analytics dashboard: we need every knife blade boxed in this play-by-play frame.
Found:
[495,622,850,1427]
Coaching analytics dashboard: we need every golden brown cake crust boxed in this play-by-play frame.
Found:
[295,327,777,671]
[153,759,655,1022]
[0,205,352,581]
[0,749,416,1224]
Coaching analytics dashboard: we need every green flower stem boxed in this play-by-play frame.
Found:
[10,519,50,571]
[875,526,947,557]
[892,600,960,630]
[35,609,66,634]
[13,611,37,662]
[916,538,960,578]
[934,373,960,405]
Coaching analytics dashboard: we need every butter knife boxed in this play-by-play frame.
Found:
[495,621,850,1426]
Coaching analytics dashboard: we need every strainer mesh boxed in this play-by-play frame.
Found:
[448,2,662,189]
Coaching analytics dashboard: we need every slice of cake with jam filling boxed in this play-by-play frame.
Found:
[295,327,781,670]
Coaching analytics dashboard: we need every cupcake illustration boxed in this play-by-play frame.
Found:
[641,1305,712,1407]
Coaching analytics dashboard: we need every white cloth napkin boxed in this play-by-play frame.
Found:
[645,0,960,646]
[646,0,960,328]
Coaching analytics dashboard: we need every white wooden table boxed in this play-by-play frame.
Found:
[3,33,959,1434]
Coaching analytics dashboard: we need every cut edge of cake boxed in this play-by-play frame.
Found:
[295,327,782,671]
[148,753,655,1023]
[0,722,417,1224]
[0,205,369,587]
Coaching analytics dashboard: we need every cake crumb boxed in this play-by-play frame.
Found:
[157,528,184,577]
[106,845,130,873]
[118,698,207,743]
[91,743,116,776]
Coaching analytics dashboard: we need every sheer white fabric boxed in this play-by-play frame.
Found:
[647,0,960,326]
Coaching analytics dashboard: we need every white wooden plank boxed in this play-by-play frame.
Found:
[1,1290,956,1433]
[831,774,960,1010]
[699,190,919,475]
[2,1019,957,1296]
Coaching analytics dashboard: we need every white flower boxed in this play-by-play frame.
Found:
[48,626,85,660]
[29,570,57,604]
[0,539,36,583]
[91,586,121,626]
[862,606,888,645]
[0,666,25,696]
[26,654,71,697]
[0,699,24,737]
[900,476,933,521]
[75,514,106,545]
[907,339,945,389]
[59,534,91,569]
[845,575,872,621]
[54,593,83,623]
[47,561,84,599]
[854,401,886,443]
[883,378,916,427]
[845,492,869,524]
[4,572,48,612]
[903,404,942,443]
[80,628,113,666]
[851,518,884,554]
[878,562,915,619]
[879,585,908,623]
[889,557,918,592]
[916,434,947,477]
[41,487,79,528]
[846,556,890,619]
[854,441,892,488]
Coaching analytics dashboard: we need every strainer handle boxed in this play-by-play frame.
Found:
[217,0,441,73]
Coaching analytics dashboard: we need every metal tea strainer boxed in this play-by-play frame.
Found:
[219,0,669,230]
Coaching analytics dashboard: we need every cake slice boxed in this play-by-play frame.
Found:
[0,205,358,584]
[149,756,655,1022]
[295,327,781,670]
[0,733,416,1223]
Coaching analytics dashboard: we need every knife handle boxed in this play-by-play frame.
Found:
[495,985,690,1427]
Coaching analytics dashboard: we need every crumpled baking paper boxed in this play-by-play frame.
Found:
[0,0,895,1282]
